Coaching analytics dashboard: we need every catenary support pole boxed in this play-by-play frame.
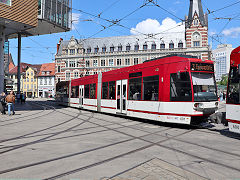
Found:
[17,33,21,95]
[0,26,5,93]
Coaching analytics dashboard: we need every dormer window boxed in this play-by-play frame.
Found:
[94,47,99,53]
[42,72,45,75]
[169,41,174,49]
[178,41,183,48]
[126,44,131,51]
[102,46,106,53]
[134,44,139,51]
[87,47,91,53]
[160,41,165,49]
[110,45,114,52]
[151,43,156,50]
[118,44,122,51]
[46,71,50,75]
[143,43,148,50]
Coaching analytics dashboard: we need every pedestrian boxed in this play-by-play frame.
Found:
[0,92,6,115]
[21,93,26,104]
[5,91,15,116]
[16,93,20,103]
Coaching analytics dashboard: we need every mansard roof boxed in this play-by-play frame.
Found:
[186,0,207,28]
[57,32,185,55]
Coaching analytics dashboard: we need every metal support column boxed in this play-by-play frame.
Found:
[0,26,5,93]
[17,33,21,95]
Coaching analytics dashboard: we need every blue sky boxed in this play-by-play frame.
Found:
[9,0,240,65]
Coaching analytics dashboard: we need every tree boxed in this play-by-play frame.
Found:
[217,74,228,86]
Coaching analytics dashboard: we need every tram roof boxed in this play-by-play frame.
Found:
[230,46,240,66]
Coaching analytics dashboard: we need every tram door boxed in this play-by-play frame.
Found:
[79,85,84,108]
[116,80,127,114]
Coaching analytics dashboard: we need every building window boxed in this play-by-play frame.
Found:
[178,41,183,48]
[44,78,47,85]
[94,47,99,53]
[118,45,122,52]
[27,78,29,82]
[57,66,61,72]
[86,71,90,76]
[126,44,131,51]
[110,46,114,52]
[143,43,148,50]
[31,71,33,76]
[93,60,98,67]
[101,59,106,66]
[134,58,138,65]
[74,71,79,78]
[169,41,174,49]
[49,78,52,85]
[194,19,199,26]
[125,58,130,66]
[109,59,114,66]
[160,43,165,49]
[87,48,91,53]
[151,43,156,50]
[65,49,68,54]
[102,46,106,53]
[117,59,121,66]
[66,72,70,80]
[94,72,97,74]
[134,44,139,51]
[86,60,90,67]
[70,49,75,55]
[65,61,68,68]
[40,79,43,85]
[193,41,200,47]
[69,60,76,67]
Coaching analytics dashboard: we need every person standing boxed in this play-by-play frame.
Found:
[5,91,15,116]
[0,92,6,115]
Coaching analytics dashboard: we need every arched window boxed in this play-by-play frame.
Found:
[169,40,174,49]
[178,40,183,48]
[192,32,201,47]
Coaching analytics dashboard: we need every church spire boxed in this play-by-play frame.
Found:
[186,0,207,28]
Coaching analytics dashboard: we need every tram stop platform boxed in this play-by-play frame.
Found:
[105,158,207,180]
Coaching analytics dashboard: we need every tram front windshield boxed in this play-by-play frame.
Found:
[227,66,240,104]
[191,72,218,102]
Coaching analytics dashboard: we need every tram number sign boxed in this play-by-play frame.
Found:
[191,62,214,72]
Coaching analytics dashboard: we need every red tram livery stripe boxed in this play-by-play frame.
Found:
[127,109,201,117]
[101,106,116,109]
[226,119,240,124]
[83,104,97,107]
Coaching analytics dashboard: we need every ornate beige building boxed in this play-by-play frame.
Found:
[55,0,210,83]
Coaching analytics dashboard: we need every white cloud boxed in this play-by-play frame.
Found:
[209,30,217,36]
[222,27,240,38]
[130,18,184,35]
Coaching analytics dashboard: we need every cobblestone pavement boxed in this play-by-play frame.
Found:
[0,99,240,180]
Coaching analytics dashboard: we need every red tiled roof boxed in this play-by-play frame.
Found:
[38,63,55,76]
[8,63,42,75]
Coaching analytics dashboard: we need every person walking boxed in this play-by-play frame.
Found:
[5,91,15,116]
[0,92,6,115]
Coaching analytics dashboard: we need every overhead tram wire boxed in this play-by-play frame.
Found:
[97,0,122,18]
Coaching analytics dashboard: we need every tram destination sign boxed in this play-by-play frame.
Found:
[191,62,214,72]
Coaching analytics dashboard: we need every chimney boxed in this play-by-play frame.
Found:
[57,38,63,54]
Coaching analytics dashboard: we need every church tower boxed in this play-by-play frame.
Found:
[185,0,209,60]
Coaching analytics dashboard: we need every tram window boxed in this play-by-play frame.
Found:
[129,78,142,100]
[109,81,116,99]
[84,84,90,98]
[143,75,159,101]
[71,86,79,98]
[102,82,108,99]
[227,67,240,104]
[170,72,192,101]
[90,83,96,99]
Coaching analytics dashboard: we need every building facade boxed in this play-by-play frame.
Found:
[38,63,55,98]
[55,0,210,83]
[212,44,233,81]
[22,65,41,98]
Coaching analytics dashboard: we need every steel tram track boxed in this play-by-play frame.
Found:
[35,101,240,158]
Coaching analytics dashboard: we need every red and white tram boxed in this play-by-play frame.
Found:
[226,46,240,133]
[56,55,218,125]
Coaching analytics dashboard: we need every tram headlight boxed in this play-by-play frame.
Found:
[215,102,218,107]
[194,103,203,109]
